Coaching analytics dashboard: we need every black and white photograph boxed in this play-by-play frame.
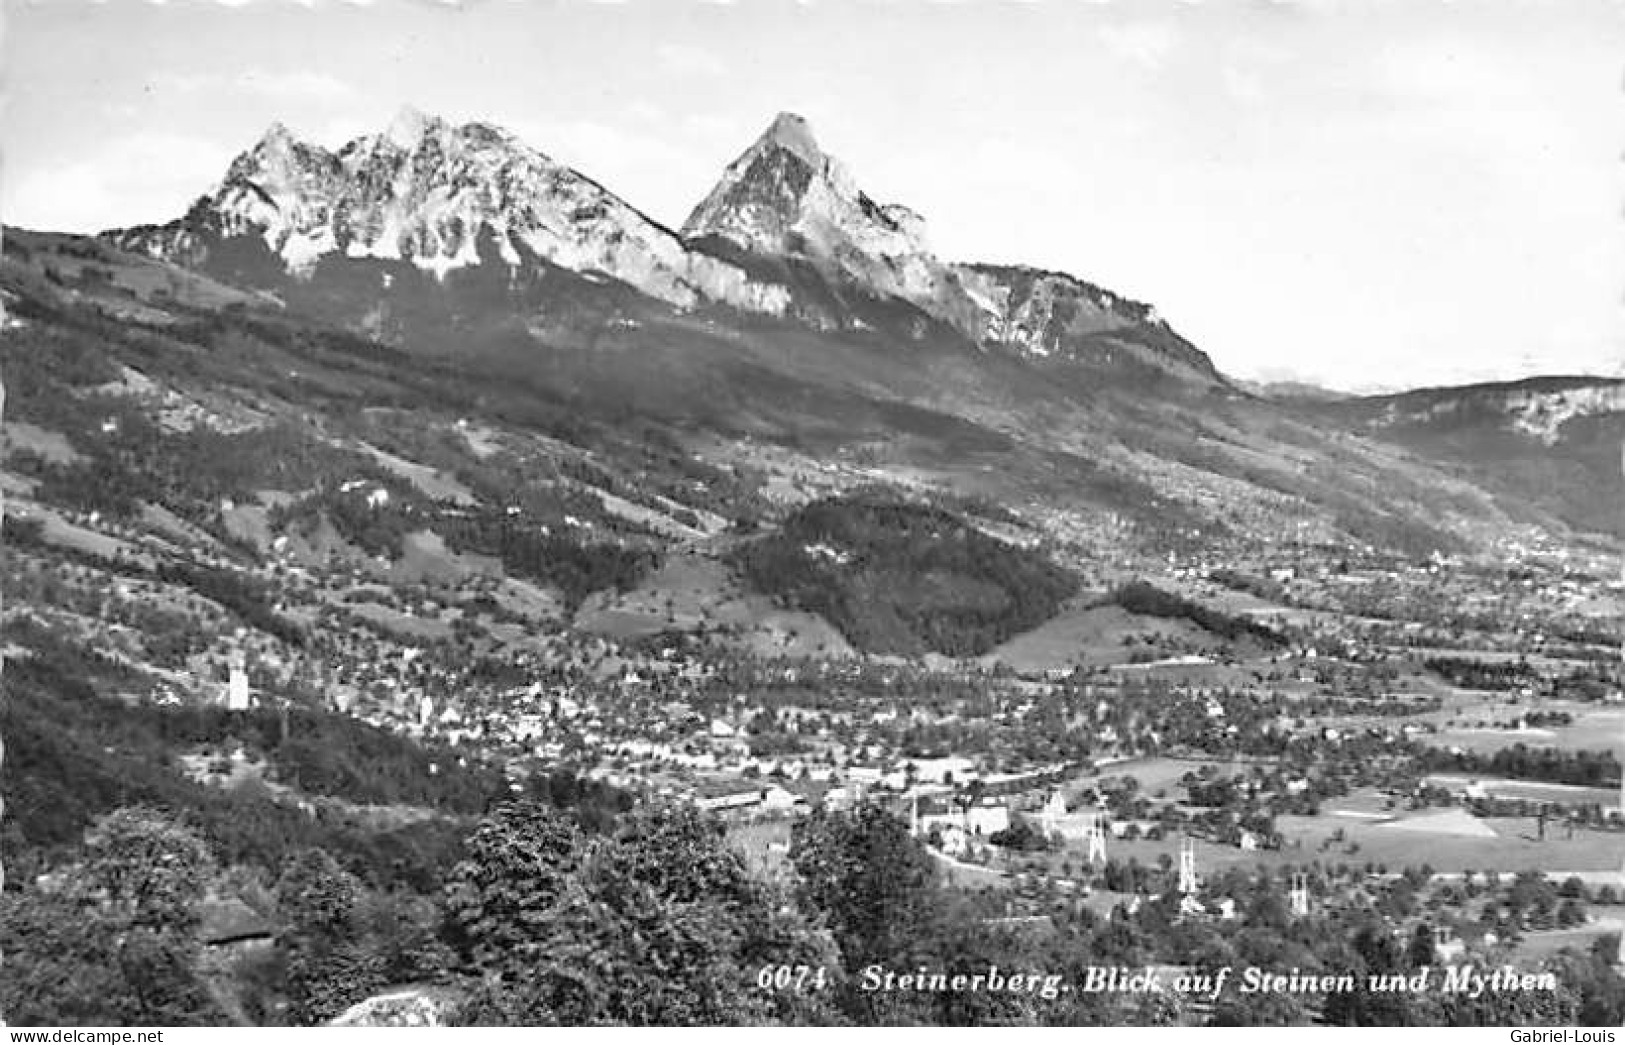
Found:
[1,0,1624,1029]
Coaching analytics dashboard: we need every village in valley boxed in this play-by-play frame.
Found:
[9,402,1625,994]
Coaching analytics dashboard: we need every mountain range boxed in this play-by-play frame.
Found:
[2,107,1620,666]
[107,107,1219,385]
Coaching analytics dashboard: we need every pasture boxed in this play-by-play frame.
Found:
[575,551,853,657]
[989,600,1225,675]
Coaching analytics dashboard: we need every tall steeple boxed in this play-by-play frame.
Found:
[1178,838,1199,895]
[1086,813,1108,867]
[1289,872,1310,918]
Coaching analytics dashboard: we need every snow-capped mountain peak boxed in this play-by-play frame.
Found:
[109,111,791,314]
[105,108,1215,383]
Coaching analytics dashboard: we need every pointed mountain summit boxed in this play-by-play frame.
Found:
[682,112,850,252]
[684,114,1220,381]
[682,112,964,325]
[756,111,823,168]
[106,107,1218,384]
[108,111,789,313]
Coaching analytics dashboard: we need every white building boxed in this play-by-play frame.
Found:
[760,786,803,813]
[225,666,251,711]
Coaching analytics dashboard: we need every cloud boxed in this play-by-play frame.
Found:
[492,111,762,226]
[503,115,688,173]
[148,71,213,94]
[655,43,727,78]
[1096,20,1179,72]
[5,132,233,233]
[148,68,355,103]
[234,69,356,102]
[1218,39,1286,107]
[309,115,377,148]
[962,135,1070,184]
[1372,38,1536,108]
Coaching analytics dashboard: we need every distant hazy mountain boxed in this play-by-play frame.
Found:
[1307,376,1625,538]
[1347,376,1625,443]
[1242,380,1354,403]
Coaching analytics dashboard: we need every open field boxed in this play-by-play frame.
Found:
[1029,814,1625,880]
[1275,811,1625,875]
[1014,773,1625,881]
[1421,704,1625,759]
[10,501,154,565]
[386,528,506,586]
[988,600,1222,674]
[575,552,853,657]
[1080,755,1246,797]
[1425,774,1621,807]
[361,442,479,506]
[489,575,565,623]
[139,502,225,554]
[344,601,457,641]
[5,421,83,464]
[1513,906,1625,960]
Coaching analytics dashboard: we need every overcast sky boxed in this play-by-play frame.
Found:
[5,0,1623,391]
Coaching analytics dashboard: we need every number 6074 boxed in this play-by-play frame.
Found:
[756,964,830,991]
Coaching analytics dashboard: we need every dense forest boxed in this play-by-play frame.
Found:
[1423,656,1539,692]
[732,493,1077,656]
[0,635,503,890]
[154,562,308,648]
[440,513,660,609]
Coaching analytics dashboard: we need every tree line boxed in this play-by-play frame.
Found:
[732,493,1076,657]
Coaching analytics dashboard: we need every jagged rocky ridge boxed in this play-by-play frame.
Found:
[107,108,1217,381]
[108,108,791,316]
